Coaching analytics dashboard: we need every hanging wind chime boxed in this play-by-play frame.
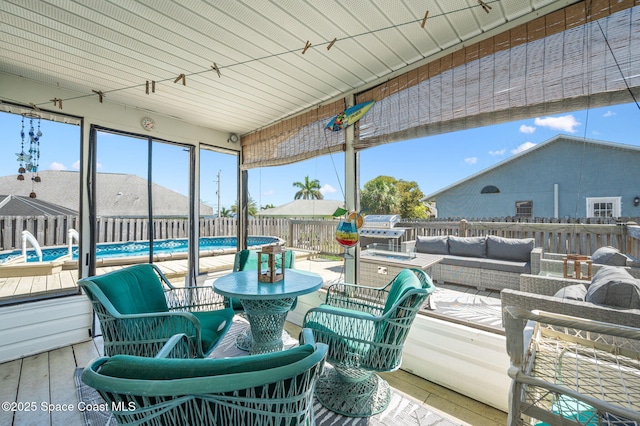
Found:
[17,114,43,198]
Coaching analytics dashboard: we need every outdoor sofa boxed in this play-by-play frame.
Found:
[503,262,640,424]
[403,235,535,291]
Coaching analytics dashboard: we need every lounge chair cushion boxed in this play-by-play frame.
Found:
[586,266,640,309]
[192,311,233,351]
[97,344,315,380]
[553,284,588,301]
[383,269,422,314]
[448,236,486,258]
[486,235,535,262]
[415,236,449,255]
[591,246,628,266]
[92,264,169,314]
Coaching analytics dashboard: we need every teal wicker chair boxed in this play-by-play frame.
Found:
[225,249,296,350]
[303,268,435,417]
[79,263,234,358]
[81,329,328,426]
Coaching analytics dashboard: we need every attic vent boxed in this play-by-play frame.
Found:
[481,185,500,194]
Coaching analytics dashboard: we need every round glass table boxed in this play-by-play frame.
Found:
[213,269,323,354]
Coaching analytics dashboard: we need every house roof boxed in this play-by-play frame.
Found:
[256,199,344,218]
[423,135,640,200]
[0,195,78,216]
[0,1,576,135]
[0,170,213,217]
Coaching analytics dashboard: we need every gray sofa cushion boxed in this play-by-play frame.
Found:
[486,235,535,262]
[480,258,531,274]
[440,255,484,269]
[448,236,486,258]
[415,236,449,255]
[586,266,640,309]
[553,284,588,301]
[591,246,628,266]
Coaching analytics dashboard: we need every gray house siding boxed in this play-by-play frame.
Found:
[429,136,640,219]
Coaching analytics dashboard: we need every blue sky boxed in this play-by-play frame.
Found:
[1,101,638,212]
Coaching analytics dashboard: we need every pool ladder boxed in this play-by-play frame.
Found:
[68,228,79,257]
[22,230,43,262]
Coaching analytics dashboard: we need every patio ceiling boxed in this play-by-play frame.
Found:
[0,0,579,136]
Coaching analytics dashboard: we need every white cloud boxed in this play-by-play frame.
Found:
[263,189,274,196]
[49,162,66,171]
[320,184,337,195]
[489,149,506,156]
[72,160,102,170]
[464,157,478,165]
[519,125,536,134]
[534,115,580,133]
[511,142,536,154]
[604,110,616,117]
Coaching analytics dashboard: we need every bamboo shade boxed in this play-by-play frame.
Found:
[240,2,639,168]
[355,5,640,149]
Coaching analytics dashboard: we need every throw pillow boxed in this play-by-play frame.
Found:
[448,236,486,258]
[586,266,640,309]
[553,284,588,301]
[486,235,535,262]
[591,246,628,266]
[415,236,449,255]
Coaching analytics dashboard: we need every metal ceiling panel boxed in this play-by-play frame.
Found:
[0,0,580,135]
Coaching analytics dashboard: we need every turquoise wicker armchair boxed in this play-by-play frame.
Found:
[81,329,328,426]
[303,268,435,417]
[225,249,296,350]
[79,263,234,358]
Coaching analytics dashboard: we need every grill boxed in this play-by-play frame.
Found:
[358,215,407,249]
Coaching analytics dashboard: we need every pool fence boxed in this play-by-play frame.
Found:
[1,215,639,258]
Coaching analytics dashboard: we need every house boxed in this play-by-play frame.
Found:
[256,199,344,219]
[423,135,640,220]
[0,170,213,217]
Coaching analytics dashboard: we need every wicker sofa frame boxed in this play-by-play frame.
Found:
[402,238,538,292]
[503,306,640,426]
[531,249,640,278]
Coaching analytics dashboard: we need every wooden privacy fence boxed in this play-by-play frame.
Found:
[1,215,639,258]
[401,219,640,258]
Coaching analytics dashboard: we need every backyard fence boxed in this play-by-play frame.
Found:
[1,215,639,258]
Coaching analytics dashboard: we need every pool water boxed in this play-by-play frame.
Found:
[0,236,279,263]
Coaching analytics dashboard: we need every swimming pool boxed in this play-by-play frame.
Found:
[0,236,281,264]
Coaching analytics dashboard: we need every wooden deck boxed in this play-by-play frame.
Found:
[0,254,508,425]
[0,250,317,304]
[0,324,506,426]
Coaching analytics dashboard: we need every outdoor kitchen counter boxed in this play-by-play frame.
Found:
[360,250,443,288]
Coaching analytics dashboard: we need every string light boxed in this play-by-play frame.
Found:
[26,1,500,109]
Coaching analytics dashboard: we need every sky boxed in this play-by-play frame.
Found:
[1,101,639,213]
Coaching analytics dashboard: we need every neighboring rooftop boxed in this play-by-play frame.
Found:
[0,170,213,217]
[256,199,344,218]
[0,195,78,216]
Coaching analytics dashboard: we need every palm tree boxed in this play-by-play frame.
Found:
[231,197,258,217]
[292,176,323,200]
[219,207,233,217]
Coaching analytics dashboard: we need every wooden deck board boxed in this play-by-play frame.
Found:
[49,346,84,425]
[0,276,20,299]
[14,352,50,425]
[0,359,21,426]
